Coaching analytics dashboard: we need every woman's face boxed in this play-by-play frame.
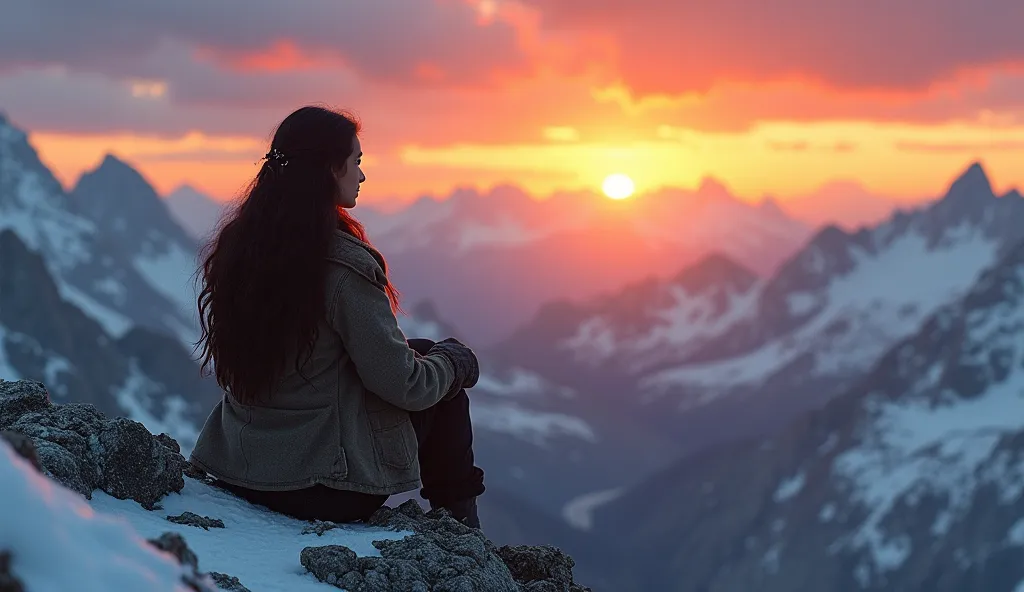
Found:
[335,136,365,208]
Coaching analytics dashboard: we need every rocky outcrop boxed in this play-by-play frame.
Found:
[1,378,593,591]
[0,379,185,509]
[300,500,592,591]
[166,512,226,530]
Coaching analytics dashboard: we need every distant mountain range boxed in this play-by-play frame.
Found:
[584,198,1024,591]
[356,180,812,343]
[165,184,227,242]
[493,162,1024,459]
[155,179,814,344]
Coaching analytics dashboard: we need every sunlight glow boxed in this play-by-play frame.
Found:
[602,174,635,200]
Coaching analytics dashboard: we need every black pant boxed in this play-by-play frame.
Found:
[216,338,485,523]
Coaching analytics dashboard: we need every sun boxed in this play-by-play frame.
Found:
[602,174,635,200]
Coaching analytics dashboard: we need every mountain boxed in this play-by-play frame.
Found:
[0,114,198,345]
[70,155,201,337]
[0,229,218,451]
[493,162,1024,458]
[394,297,678,526]
[586,231,1024,591]
[773,180,912,231]
[164,184,227,241]
[357,181,811,344]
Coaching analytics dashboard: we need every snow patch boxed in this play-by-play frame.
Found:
[0,326,21,380]
[474,368,576,399]
[58,282,133,337]
[562,488,624,531]
[89,478,412,591]
[132,241,199,322]
[113,361,200,454]
[786,292,818,316]
[470,401,596,446]
[773,472,806,502]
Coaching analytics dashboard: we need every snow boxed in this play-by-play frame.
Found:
[0,326,21,380]
[132,241,200,322]
[560,280,761,371]
[560,317,618,361]
[90,479,411,592]
[58,282,133,337]
[786,292,818,316]
[829,280,1024,576]
[562,488,623,531]
[113,361,200,455]
[0,439,201,592]
[43,355,71,398]
[0,153,96,272]
[469,401,596,446]
[474,368,576,399]
[0,435,416,592]
[641,224,997,401]
[772,472,806,502]
[92,276,127,305]
[1007,516,1024,544]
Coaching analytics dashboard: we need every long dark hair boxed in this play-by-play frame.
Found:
[195,105,401,404]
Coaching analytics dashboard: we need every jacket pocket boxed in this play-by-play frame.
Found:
[366,400,415,470]
[238,403,348,485]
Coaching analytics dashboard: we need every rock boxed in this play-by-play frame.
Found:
[0,431,41,471]
[367,498,429,532]
[0,381,50,428]
[496,545,592,592]
[208,572,252,592]
[155,433,181,453]
[304,502,519,591]
[0,550,25,592]
[147,532,216,592]
[184,461,215,484]
[0,379,186,508]
[302,520,341,536]
[167,511,225,530]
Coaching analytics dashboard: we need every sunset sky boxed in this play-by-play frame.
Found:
[2,0,1023,213]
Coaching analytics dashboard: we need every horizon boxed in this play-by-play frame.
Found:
[2,0,1023,223]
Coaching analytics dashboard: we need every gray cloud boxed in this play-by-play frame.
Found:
[0,0,527,87]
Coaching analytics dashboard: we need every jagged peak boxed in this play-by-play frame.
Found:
[1001,188,1023,201]
[72,153,159,202]
[942,161,994,205]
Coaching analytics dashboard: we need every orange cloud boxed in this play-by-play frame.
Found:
[522,0,1024,95]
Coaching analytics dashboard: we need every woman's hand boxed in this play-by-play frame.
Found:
[428,337,480,392]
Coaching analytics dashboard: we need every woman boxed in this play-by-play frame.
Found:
[189,105,486,529]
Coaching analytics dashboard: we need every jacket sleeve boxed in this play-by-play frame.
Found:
[329,268,457,411]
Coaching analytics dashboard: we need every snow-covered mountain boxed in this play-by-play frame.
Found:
[164,184,227,242]
[0,230,218,451]
[357,181,811,343]
[586,231,1024,591]
[70,155,202,338]
[394,298,675,522]
[0,114,199,345]
[494,162,1024,454]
